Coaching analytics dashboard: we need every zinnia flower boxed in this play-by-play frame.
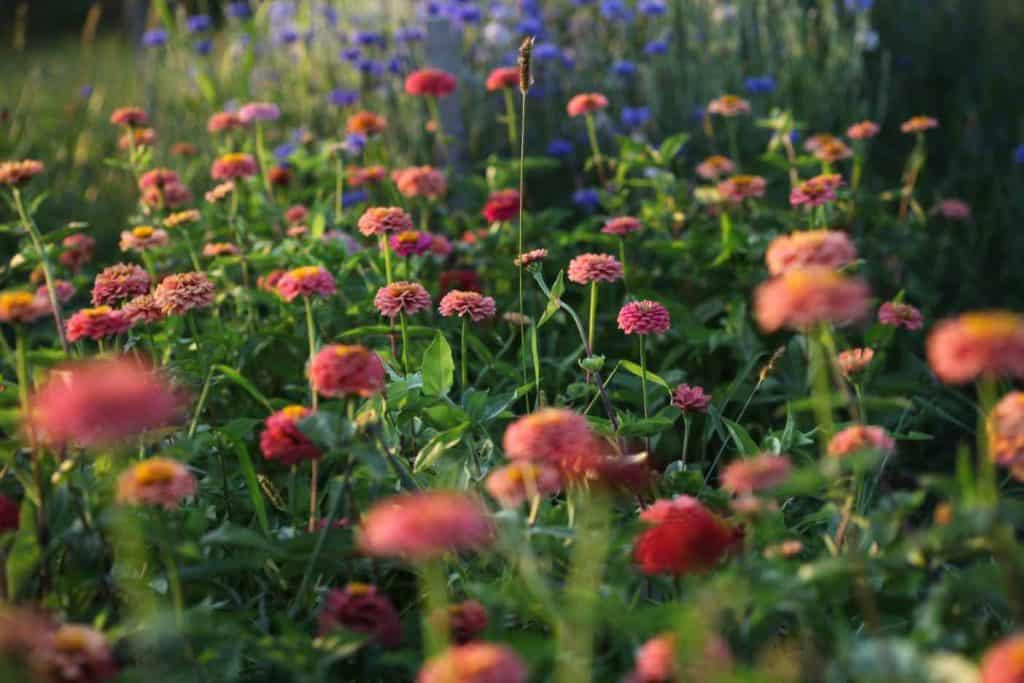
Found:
[900,116,939,134]
[430,235,453,257]
[154,272,216,315]
[374,281,432,319]
[618,300,671,335]
[284,205,308,224]
[389,230,434,257]
[514,249,547,267]
[205,181,235,203]
[0,159,44,186]
[754,267,870,332]
[66,306,132,342]
[602,216,642,236]
[439,290,497,322]
[404,68,457,97]
[627,633,733,683]
[837,347,874,376]
[92,263,151,306]
[318,583,402,648]
[164,209,201,228]
[417,643,527,683]
[237,101,280,123]
[717,175,767,203]
[567,92,609,117]
[309,344,386,398]
[211,153,259,180]
[934,198,972,221]
[358,206,414,236]
[482,189,520,223]
[764,229,858,275]
[118,127,156,150]
[358,490,493,561]
[122,294,165,325]
[392,166,447,199]
[29,623,119,683]
[137,169,191,209]
[276,266,336,301]
[60,234,96,271]
[827,425,895,458]
[847,120,880,140]
[28,357,181,448]
[346,110,388,136]
[110,106,148,127]
[260,405,322,465]
[434,600,489,645]
[671,384,711,413]
[348,165,387,187]
[707,94,751,116]
[814,139,853,163]
[696,155,736,180]
[502,408,597,467]
[567,253,623,284]
[207,111,246,133]
[980,634,1024,683]
[117,457,196,509]
[790,173,844,208]
[0,291,47,324]
[485,461,562,508]
[878,301,923,330]
[720,454,792,494]
[203,242,241,258]
[119,226,169,252]
[633,495,741,576]
[987,392,1024,472]
[927,311,1024,384]
[485,66,520,91]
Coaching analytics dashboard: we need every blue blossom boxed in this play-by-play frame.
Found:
[517,17,544,36]
[355,31,384,47]
[395,26,424,43]
[638,0,667,16]
[744,75,776,94]
[600,0,634,22]
[621,107,651,129]
[387,56,407,75]
[226,2,252,19]
[457,6,483,23]
[274,143,298,162]
[613,60,637,77]
[142,28,168,47]
[547,138,574,158]
[425,2,443,17]
[343,189,369,208]
[343,133,367,155]
[644,39,668,55]
[1014,144,1024,165]
[328,89,359,107]
[187,14,212,33]
[690,107,706,122]
[561,52,577,70]
[320,5,339,25]
[358,59,384,77]
[573,188,602,211]
[268,1,295,22]
[789,130,802,144]
[533,42,561,60]
[341,47,362,63]
[843,0,873,11]
[276,27,301,45]
[78,84,94,99]
[194,39,213,56]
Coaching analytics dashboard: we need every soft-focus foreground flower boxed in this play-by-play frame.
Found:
[346,110,388,136]
[717,174,766,203]
[117,457,196,509]
[633,495,741,576]
[404,67,457,97]
[28,357,181,448]
[0,617,120,683]
[318,583,402,648]
[309,344,386,398]
[92,264,151,306]
[901,116,939,134]
[260,405,322,465]
[754,267,870,332]
[979,633,1024,683]
[374,281,432,319]
[765,230,858,275]
[567,92,609,117]
[154,272,216,315]
[208,111,246,133]
[0,159,44,186]
[988,392,1024,475]
[618,300,671,335]
[61,233,96,271]
[66,306,132,342]
[671,384,711,413]
[211,153,259,180]
[827,425,895,458]
[486,66,520,91]
[878,301,923,330]
[696,155,735,180]
[790,173,844,208]
[237,101,280,123]
[434,600,489,645]
[567,253,623,285]
[0,291,48,324]
[707,94,751,116]
[838,348,875,376]
[358,206,414,236]
[927,311,1024,384]
[439,290,497,322]
[276,266,336,302]
[485,461,562,509]
[502,407,599,472]
[602,216,642,236]
[119,226,168,252]
[720,454,792,494]
[392,166,446,199]
[358,491,493,562]
[110,106,148,127]
[626,632,733,683]
[482,189,520,223]
[847,120,881,140]
[417,643,527,683]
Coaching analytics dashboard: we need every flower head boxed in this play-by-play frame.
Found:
[927,311,1024,384]
[205,181,235,203]
[618,300,671,335]
[60,234,96,271]
[567,93,609,117]
[486,66,520,91]
[28,622,119,683]
[346,110,388,136]
[503,408,597,468]
[117,457,196,509]
[0,159,45,186]
[790,174,844,208]
[935,198,972,221]
[514,249,547,268]
[203,242,241,258]
[237,101,281,123]
[671,384,711,413]
[358,206,414,237]
[92,264,151,306]
[0,291,48,324]
[122,294,165,325]
[118,127,157,150]
[417,643,527,683]
[901,116,939,134]
[602,216,642,236]
[878,301,923,330]
[359,491,493,562]
[66,306,132,342]
[837,347,874,376]
[276,266,336,301]
[374,282,432,319]
[482,189,520,223]
[207,111,246,133]
[392,166,447,199]
[404,68,457,97]
[389,230,434,257]
[633,495,741,575]
[754,267,870,332]
[439,290,497,322]
[119,226,169,253]
[164,209,201,228]
[435,600,489,645]
[989,393,1024,474]
[567,253,623,285]
[847,120,880,140]
[765,229,858,275]
[696,155,736,180]
[110,106,148,127]
[981,634,1024,683]
[720,454,792,494]
[318,583,402,648]
[814,139,853,163]
[309,344,386,398]
[717,175,767,203]
[628,632,733,683]
[827,425,895,458]
[485,461,562,509]
[707,94,751,116]
[211,153,258,180]
[154,272,216,315]
[260,405,322,466]
[284,205,308,224]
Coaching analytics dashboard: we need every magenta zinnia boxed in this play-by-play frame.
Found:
[618,300,671,335]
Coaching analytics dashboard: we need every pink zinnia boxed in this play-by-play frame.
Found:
[618,300,671,335]
[827,425,895,458]
[502,408,597,467]
[989,392,1024,471]
[601,216,642,236]
[900,116,939,134]
[764,229,858,275]
[404,68,457,97]
[837,347,875,376]
[359,491,494,562]
[514,249,547,267]
[717,175,767,203]
[276,266,336,301]
[285,205,308,224]
[237,101,280,123]
[696,155,736,180]
[429,234,453,257]
[707,94,751,116]
[980,634,1024,683]
[566,92,609,117]
[878,301,923,330]
[671,384,711,413]
[0,159,44,186]
[439,290,497,322]
[110,106,148,127]
[926,311,1024,384]
[485,461,562,509]
[119,226,169,253]
[318,583,402,648]
[790,174,844,208]
[154,272,216,315]
[482,189,521,223]
[847,120,880,140]
[720,454,792,494]
[117,457,196,509]
[60,233,96,271]
[92,263,151,306]
[374,281,432,319]
[485,66,520,91]
[935,198,972,221]
[28,357,181,448]
[754,267,870,332]
[66,306,132,342]
[392,166,447,199]
[211,153,259,180]
[122,294,165,325]
[309,344,386,398]
[0,291,48,324]
[417,643,527,683]
[389,230,434,257]
[207,111,246,133]
[358,206,414,237]
[203,242,241,257]
[567,253,623,285]
[260,406,322,466]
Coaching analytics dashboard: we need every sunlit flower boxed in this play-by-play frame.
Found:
[122,294,165,325]
[707,94,751,116]
[260,405,321,466]
[358,206,414,236]
[347,165,387,187]
[814,139,853,163]
[482,189,520,223]
[392,165,447,199]
[118,127,156,150]
[633,495,741,576]
[92,263,151,306]
[485,461,562,509]
[827,425,895,458]
[514,249,547,267]
[117,457,196,509]
[567,253,623,284]
[374,281,432,319]
[276,266,336,301]
[837,347,874,376]
[359,491,493,562]
[318,583,402,648]
[567,92,609,117]
[119,226,168,252]
[137,168,190,209]
[211,152,259,180]
[203,242,241,258]
[503,408,597,467]
[764,229,858,275]
[164,209,201,228]
[439,290,497,322]
[207,111,246,133]
[0,159,45,185]
[671,384,711,413]
[237,101,280,123]
[404,68,457,97]
[153,271,216,315]
[346,110,388,136]
[900,115,939,134]
[66,306,132,342]
[988,392,1024,472]
[790,173,844,208]
[205,181,235,203]
[418,643,527,683]
[696,155,736,180]
[28,357,181,448]
[755,267,869,332]
[721,454,792,494]
[309,344,386,398]
[602,216,642,236]
[110,106,149,127]
[803,133,839,153]
[980,634,1024,683]
[878,301,923,330]
[434,600,489,645]
[0,291,47,324]
[934,198,972,221]
[389,230,434,257]
[60,233,96,271]
[847,120,880,140]
[284,205,308,225]
[626,632,733,683]
[485,66,520,91]
[618,300,671,335]
[927,311,1024,384]
[717,174,767,203]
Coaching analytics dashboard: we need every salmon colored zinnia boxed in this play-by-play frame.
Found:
[358,206,414,237]
[927,311,1024,384]
[359,491,494,562]
[754,267,870,332]
[764,229,858,275]
[439,290,497,322]
[417,643,527,683]
[485,461,562,509]
[374,281,432,319]
[276,266,337,301]
[567,92,609,117]
[309,344,386,398]
[117,457,197,509]
[827,425,896,458]
[66,306,132,342]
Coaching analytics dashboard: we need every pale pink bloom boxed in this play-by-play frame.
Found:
[707,94,751,116]
[567,253,623,284]
[696,155,735,180]
[203,242,241,257]
[117,457,196,509]
[392,166,447,199]
[765,229,858,275]
[119,226,169,252]
[602,216,642,236]
[358,206,414,236]
[514,249,547,267]
[720,454,792,494]
[359,491,494,562]
[927,311,1024,384]
[754,267,870,332]
[154,272,216,315]
[122,294,165,325]
[485,461,562,508]
[837,347,875,376]
[827,425,895,458]
[717,175,766,203]
[374,281,432,319]
[439,290,497,322]
[237,101,280,123]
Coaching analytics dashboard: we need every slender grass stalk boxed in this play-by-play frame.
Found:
[420,559,449,656]
[517,88,530,406]
[303,295,320,532]
[255,122,273,197]
[639,335,649,420]
[11,188,68,356]
[584,112,606,185]
[976,374,999,505]
[502,88,518,154]
[399,312,410,376]
[618,237,629,293]
[587,281,598,356]
[460,317,468,394]
[333,153,344,222]
[380,235,393,284]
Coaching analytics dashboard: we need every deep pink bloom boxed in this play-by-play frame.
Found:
[567,253,623,285]
[309,345,386,398]
[259,405,322,466]
[717,175,766,203]
[117,457,196,509]
[439,290,496,322]
[566,93,609,117]
[618,300,671,335]
[436,600,489,645]
[358,207,414,237]
[374,281,432,319]
[211,153,259,180]
[878,301,924,330]
[482,189,520,223]
[154,272,216,315]
[237,101,280,123]
[404,68,457,97]
[671,384,711,413]
[318,583,403,648]
[389,230,434,257]
[601,216,642,236]
[276,266,336,301]
[92,263,151,306]
[66,306,132,342]
[110,106,148,127]
[119,226,169,252]
[790,174,844,208]
[359,491,494,562]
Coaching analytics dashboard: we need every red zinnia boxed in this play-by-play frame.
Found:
[318,583,403,648]
[482,189,520,223]
[260,405,322,466]
[633,495,741,576]
[404,68,457,97]
[567,93,609,117]
[309,344,386,398]
[485,66,520,91]
[211,153,259,181]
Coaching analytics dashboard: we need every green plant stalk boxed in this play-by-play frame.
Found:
[333,154,344,222]
[718,209,733,262]
[502,87,518,154]
[380,235,393,284]
[161,536,185,628]
[420,559,449,656]
[976,375,999,505]
[188,366,215,439]
[460,317,468,394]
[303,295,320,532]
[12,188,68,356]
[639,335,649,420]
[255,122,273,196]
[14,325,30,421]
[587,281,598,356]
[584,113,606,185]
[809,326,835,456]
[399,312,410,376]
[517,90,530,406]
[426,95,447,147]
[618,237,629,293]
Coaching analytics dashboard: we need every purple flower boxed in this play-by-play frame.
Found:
[744,75,776,94]
[600,0,634,22]
[328,89,359,107]
[342,189,369,208]
[142,28,168,47]
[194,39,213,56]
[621,107,651,129]
[227,2,252,18]
[547,138,574,159]
[1014,144,1024,165]
[395,26,424,43]
[639,0,668,15]
[533,42,561,60]
[644,39,668,55]
[341,47,362,62]
[187,14,212,33]
[573,188,601,212]
[612,60,637,77]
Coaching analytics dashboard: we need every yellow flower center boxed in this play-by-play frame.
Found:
[83,306,113,318]
[282,405,307,420]
[53,626,90,652]
[396,230,421,244]
[134,459,179,485]
[346,582,372,595]
[133,226,155,238]
[961,312,1024,339]
[1,291,35,309]
[289,266,322,280]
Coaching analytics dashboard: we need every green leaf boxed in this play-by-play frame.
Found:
[722,418,760,455]
[213,364,274,413]
[620,360,670,391]
[658,132,690,165]
[414,423,470,472]
[421,332,454,397]
[537,270,565,328]
[619,416,675,437]
[223,433,270,535]
[6,499,39,599]
[297,411,354,453]
[339,324,436,339]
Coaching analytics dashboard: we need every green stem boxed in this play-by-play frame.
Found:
[587,281,598,356]
[502,88,518,154]
[333,154,344,222]
[517,91,530,405]
[399,312,410,376]
[162,539,184,627]
[380,235,393,284]
[187,366,215,438]
[809,327,835,455]
[977,375,999,505]
[303,296,318,410]
[420,559,449,656]
[255,123,273,197]
[618,237,629,293]
[460,317,468,394]
[639,335,649,420]
[14,325,30,420]
[584,113,606,185]
[12,188,68,356]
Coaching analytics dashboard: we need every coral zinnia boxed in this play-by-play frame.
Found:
[514,249,547,268]
[633,495,741,576]
[92,264,151,306]
[790,173,844,208]
[900,116,939,134]
[720,454,792,494]
[827,425,895,458]
[482,189,521,223]
[318,583,403,648]
[154,272,216,315]
[418,643,527,683]
[28,357,181,448]
[927,311,1024,384]
[439,290,497,322]
[567,253,623,285]
[754,267,870,332]
[358,491,493,562]
[485,461,562,509]
[276,266,336,301]
[119,226,169,252]
[980,634,1024,683]
[346,110,388,136]
[717,175,767,203]
[566,92,609,117]
[602,216,642,236]
[618,300,671,335]
[110,106,149,127]
[502,408,597,466]
[404,68,457,97]
[211,153,259,180]
[0,159,44,186]
[392,166,447,199]
[765,229,858,275]
[485,66,520,91]
[990,393,1024,476]
[122,294,165,325]
[259,405,322,466]
[837,347,874,376]
[66,306,132,342]
[117,457,196,509]
[707,94,751,116]
[358,206,414,236]
[847,120,880,140]
[309,344,386,398]
[0,291,47,324]
[374,281,432,319]
[696,155,736,180]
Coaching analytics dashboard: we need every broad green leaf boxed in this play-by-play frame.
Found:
[620,360,670,391]
[414,423,470,472]
[722,418,760,455]
[297,411,354,453]
[422,332,454,397]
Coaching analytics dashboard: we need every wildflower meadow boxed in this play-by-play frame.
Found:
[4,1,1024,681]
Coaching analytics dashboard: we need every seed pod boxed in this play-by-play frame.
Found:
[518,36,535,94]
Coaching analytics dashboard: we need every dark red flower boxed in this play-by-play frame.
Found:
[318,583,402,648]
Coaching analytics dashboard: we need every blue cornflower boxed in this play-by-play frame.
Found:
[387,56,407,75]
[458,6,483,23]
[613,60,637,77]
[533,42,561,60]
[226,2,252,18]
[142,28,168,47]
[321,5,339,25]
[355,31,383,47]
[744,75,776,94]
[274,143,298,162]
[187,14,212,33]
[328,89,359,107]
[621,107,651,129]
[358,59,384,77]
[194,39,213,56]
[276,27,300,45]
[573,188,602,211]
[341,47,362,62]
[547,138,574,158]
[600,0,633,22]
[268,1,295,22]
[1014,144,1024,165]
[517,16,544,36]
[789,130,802,144]
[561,52,577,70]
[343,133,367,155]
[844,0,873,11]
[78,84,94,99]
[396,26,424,43]
[638,0,667,16]
[644,39,668,55]
[342,189,369,207]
